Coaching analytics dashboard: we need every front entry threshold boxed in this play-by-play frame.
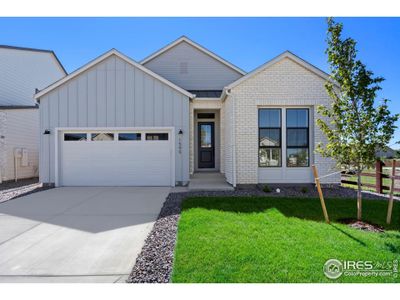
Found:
[188,172,234,191]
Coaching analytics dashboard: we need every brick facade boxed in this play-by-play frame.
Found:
[223,57,340,185]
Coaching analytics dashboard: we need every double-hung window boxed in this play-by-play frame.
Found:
[286,108,309,167]
[258,109,281,167]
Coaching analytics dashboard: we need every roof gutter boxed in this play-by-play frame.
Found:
[220,87,231,102]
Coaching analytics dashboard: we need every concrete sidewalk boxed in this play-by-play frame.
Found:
[0,187,169,283]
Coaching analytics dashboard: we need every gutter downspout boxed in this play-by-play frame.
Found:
[225,89,237,188]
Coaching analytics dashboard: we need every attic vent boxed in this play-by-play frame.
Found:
[179,62,188,74]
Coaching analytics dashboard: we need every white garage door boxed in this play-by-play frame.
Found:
[59,130,173,186]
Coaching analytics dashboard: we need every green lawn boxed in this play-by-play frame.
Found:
[172,196,400,283]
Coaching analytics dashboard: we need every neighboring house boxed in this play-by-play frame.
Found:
[0,45,66,183]
[376,146,399,159]
[34,36,339,187]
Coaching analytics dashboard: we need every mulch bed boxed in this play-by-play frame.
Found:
[126,186,388,283]
[0,177,39,191]
[254,183,391,200]
[339,218,385,233]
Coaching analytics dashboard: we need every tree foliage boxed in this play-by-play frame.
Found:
[317,18,399,219]
[317,18,398,171]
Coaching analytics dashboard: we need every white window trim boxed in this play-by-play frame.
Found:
[257,106,313,170]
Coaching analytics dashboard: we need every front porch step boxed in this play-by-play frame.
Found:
[188,172,234,191]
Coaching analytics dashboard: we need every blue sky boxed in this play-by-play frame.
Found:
[1,17,399,147]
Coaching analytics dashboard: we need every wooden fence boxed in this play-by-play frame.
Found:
[341,160,400,194]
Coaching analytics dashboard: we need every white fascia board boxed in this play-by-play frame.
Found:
[140,36,247,76]
[55,126,175,132]
[35,49,194,100]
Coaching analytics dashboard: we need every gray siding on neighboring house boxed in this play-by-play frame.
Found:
[0,46,65,182]
[0,47,65,106]
[0,108,39,181]
[39,54,190,184]
[143,41,243,90]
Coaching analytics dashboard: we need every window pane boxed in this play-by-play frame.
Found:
[287,128,308,147]
[146,133,168,141]
[64,133,87,141]
[259,109,281,127]
[259,129,280,147]
[91,133,114,141]
[287,148,309,167]
[287,109,308,127]
[118,133,141,141]
[259,148,281,167]
[200,124,212,148]
[197,113,215,119]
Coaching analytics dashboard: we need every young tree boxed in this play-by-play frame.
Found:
[317,18,399,220]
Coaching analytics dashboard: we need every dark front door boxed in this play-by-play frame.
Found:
[198,122,215,168]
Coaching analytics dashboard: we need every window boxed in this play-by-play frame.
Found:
[259,109,281,167]
[91,133,114,141]
[64,133,87,141]
[118,133,141,141]
[197,113,215,119]
[286,109,309,167]
[146,133,169,141]
[200,124,212,148]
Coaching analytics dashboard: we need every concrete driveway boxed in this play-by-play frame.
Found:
[0,187,169,283]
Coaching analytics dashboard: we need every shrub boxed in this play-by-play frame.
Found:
[301,186,308,194]
[263,185,271,193]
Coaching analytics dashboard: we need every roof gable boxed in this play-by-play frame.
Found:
[0,46,66,106]
[225,51,332,91]
[140,36,246,76]
[35,49,194,100]
[0,45,67,75]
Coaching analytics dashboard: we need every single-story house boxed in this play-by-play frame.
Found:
[34,36,339,187]
[0,45,66,183]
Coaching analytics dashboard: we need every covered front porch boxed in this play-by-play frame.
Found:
[188,98,232,190]
[189,98,224,173]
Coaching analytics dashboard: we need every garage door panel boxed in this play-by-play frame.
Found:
[60,132,172,186]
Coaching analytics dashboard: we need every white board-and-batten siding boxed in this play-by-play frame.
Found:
[39,54,190,185]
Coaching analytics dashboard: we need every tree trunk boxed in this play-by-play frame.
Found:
[357,171,362,220]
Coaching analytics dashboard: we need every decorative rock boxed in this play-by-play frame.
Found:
[0,183,51,204]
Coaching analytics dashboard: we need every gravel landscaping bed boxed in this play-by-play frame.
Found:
[127,186,388,283]
[0,182,52,204]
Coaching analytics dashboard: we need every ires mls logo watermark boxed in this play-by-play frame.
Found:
[323,259,398,279]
